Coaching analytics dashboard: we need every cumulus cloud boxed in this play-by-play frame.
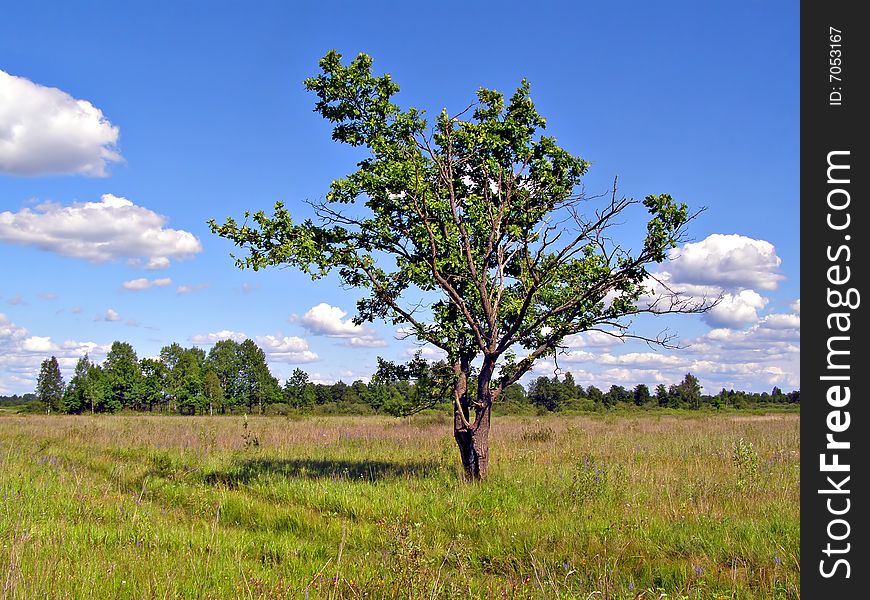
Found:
[22,336,56,353]
[102,308,121,322]
[667,234,784,290]
[189,330,320,365]
[0,69,122,176]
[703,290,768,328]
[0,313,109,394]
[526,299,801,393]
[0,314,27,341]
[255,334,320,364]
[300,303,385,347]
[0,194,201,267]
[563,330,625,349]
[189,330,248,344]
[122,277,172,291]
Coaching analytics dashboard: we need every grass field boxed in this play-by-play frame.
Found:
[0,413,799,599]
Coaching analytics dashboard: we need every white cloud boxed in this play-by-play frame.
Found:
[103,308,121,322]
[667,234,784,290]
[189,330,248,344]
[300,303,385,347]
[0,314,109,394]
[0,194,201,267]
[0,314,27,341]
[22,336,57,353]
[563,330,625,349]
[176,283,209,295]
[524,298,801,393]
[403,345,447,360]
[301,303,363,336]
[130,257,171,271]
[0,69,123,176]
[7,294,25,306]
[122,277,172,291]
[255,334,320,364]
[596,352,686,369]
[703,290,768,328]
[346,336,388,348]
[791,299,800,314]
[762,313,800,330]
[189,330,319,365]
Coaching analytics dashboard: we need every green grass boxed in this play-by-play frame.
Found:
[0,414,799,599]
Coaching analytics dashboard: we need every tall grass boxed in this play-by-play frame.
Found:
[0,414,799,598]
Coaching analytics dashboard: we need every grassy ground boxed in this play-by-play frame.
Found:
[0,414,799,599]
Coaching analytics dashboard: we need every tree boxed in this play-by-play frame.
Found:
[173,350,204,414]
[104,342,142,412]
[673,372,702,409]
[284,368,315,409]
[605,384,630,407]
[63,354,94,414]
[206,339,243,412]
[633,383,651,406]
[140,358,167,412]
[655,383,670,407]
[203,370,223,416]
[210,51,710,479]
[36,356,65,414]
[237,339,280,414]
[586,385,604,404]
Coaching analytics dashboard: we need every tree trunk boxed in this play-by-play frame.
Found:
[453,357,494,481]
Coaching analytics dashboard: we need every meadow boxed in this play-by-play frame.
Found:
[0,413,799,599]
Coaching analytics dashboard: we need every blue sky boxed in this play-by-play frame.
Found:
[0,1,799,395]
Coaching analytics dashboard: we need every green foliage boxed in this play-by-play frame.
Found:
[567,454,612,502]
[28,338,796,417]
[36,356,64,414]
[673,372,703,408]
[203,370,223,415]
[732,438,760,491]
[103,341,142,412]
[633,383,651,406]
[140,358,167,412]
[62,355,93,414]
[209,51,703,409]
[371,351,452,416]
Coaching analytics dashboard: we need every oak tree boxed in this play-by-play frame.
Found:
[211,51,710,479]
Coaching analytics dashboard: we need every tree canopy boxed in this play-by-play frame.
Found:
[211,51,708,398]
[209,51,713,478]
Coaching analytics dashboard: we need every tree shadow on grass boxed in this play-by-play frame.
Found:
[204,457,442,486]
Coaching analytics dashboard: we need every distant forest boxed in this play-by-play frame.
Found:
[16,339,800,416]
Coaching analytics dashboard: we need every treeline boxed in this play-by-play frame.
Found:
[29,339,800,416]
[524,372,800,411]
[0,393,36,407]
